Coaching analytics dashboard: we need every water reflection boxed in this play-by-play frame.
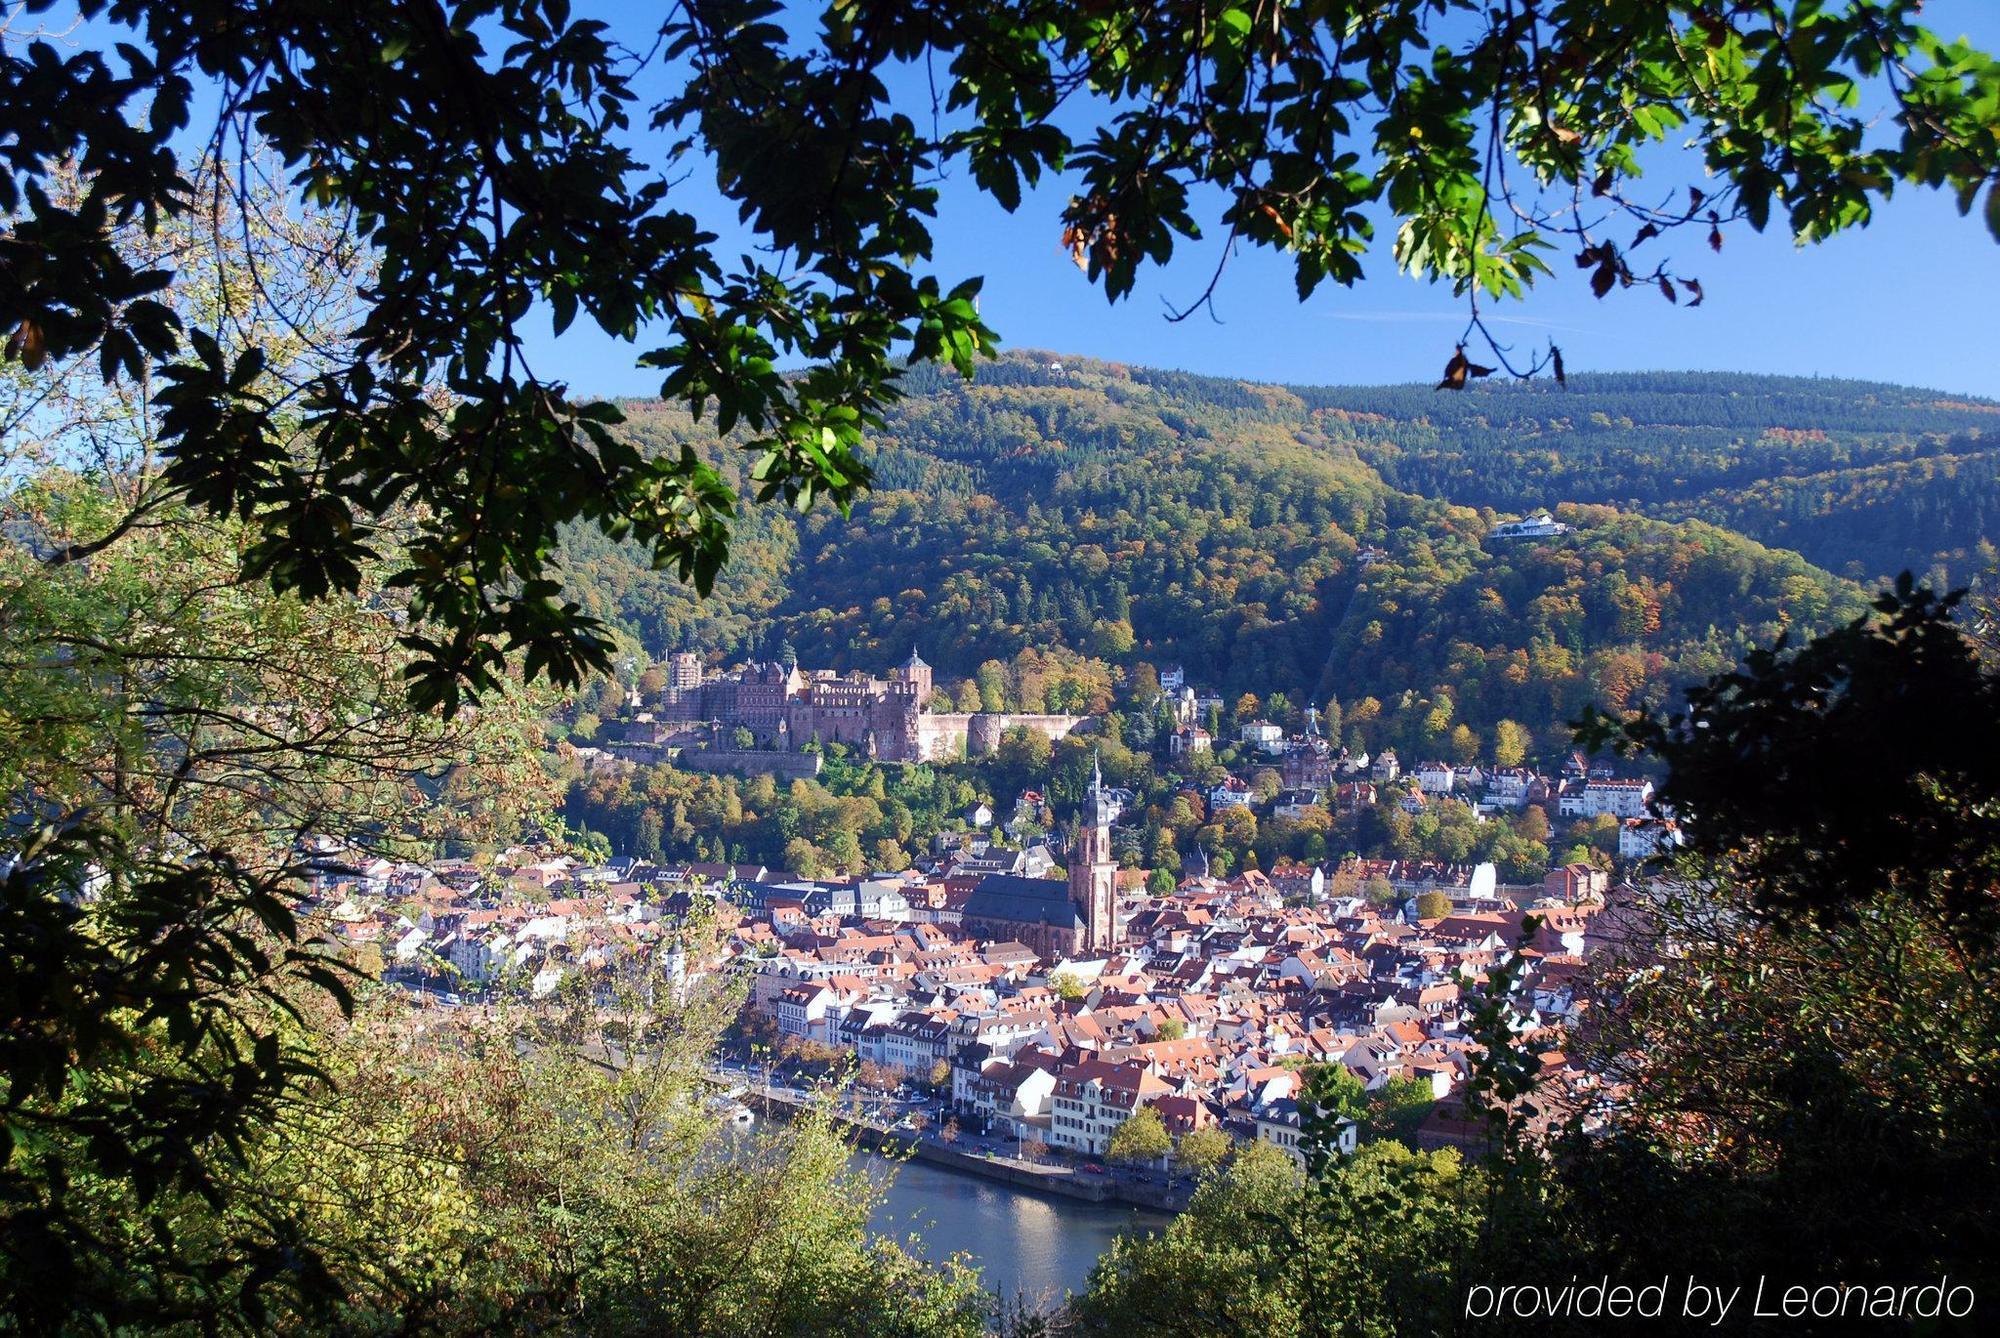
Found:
[859,1152,1170,1305]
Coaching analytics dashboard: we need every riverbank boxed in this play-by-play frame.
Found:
[742,1082,1190,1213]
[860,1149,1171,1306]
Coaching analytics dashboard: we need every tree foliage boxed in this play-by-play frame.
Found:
[1072,1139,1485,1338]
[0,472,554,1322]
[1327,372,2000,590]
[1105,1106,1173,1165]
[1173,1125,1232,1180]
[7,4,2000,1329]
[570,356,1890,751]
[1584,576,2000,939]
[1071,586,2000,1332]
[6,1,1997,707]
[5,911,990,1333]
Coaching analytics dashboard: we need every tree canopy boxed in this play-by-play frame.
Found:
[5,1,1998,706]
[1106,1105,1174,1165]
[1070,587,2000,1335]
[7,5,2000,1330]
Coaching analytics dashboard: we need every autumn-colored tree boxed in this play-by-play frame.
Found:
[872,838,912,873]
[1449,724,1480,766]
[1175,1126,1235,1180]
[953,678,983,713]
[856,1061,900,1094]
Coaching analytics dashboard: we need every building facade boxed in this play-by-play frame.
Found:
[960,760,1120,962]
[658,648,1083,763]
[1071,756,1118,954]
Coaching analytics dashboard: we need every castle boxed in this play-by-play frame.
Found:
[657,648,1083,763]
[960,756,1119,961]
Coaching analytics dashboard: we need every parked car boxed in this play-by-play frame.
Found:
[1081,1162,1107,1175]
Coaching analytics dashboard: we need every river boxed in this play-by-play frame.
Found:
[857,1150,1172,1305]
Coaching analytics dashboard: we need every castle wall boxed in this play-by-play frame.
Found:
[965,713,1087,756]
[654,659,1084,766]
[678,749,824,781]
[917,713,973,762]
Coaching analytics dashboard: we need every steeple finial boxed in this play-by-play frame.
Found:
[1092,747,1103,793]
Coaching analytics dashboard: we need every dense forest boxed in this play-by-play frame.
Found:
[556,353,2000,752]
[1298,369,1999,587]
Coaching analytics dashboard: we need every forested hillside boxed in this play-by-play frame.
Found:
[1299,369,1999,587]
[559,352,2000,747]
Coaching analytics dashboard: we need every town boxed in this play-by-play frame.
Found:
[15,8,1995,1323]
[310,650,1679,1202]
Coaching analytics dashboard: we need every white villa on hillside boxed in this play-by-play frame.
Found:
[1488,512,1571,540]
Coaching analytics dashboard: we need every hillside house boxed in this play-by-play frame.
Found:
[1488,512,1571,540]
[1559,778,1654,819]
[1240,720,1285,754]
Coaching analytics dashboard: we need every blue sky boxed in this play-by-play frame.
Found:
[518,0,2000,399]
[51,1,2000,397]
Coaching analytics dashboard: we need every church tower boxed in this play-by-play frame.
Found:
[1070,752,1118,953]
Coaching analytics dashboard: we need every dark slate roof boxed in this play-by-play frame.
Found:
[962,874,1084,930]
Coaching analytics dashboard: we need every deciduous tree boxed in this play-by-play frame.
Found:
[1106,1106,1173,1166]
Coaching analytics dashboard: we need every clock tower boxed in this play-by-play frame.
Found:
[1070,753,1118,953]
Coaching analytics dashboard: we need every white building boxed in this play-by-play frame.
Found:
[1484,768,1536,809]
[1252,1099,1359,1169]
[957,1055,1059,1138]
[1240,720,1285,754]
[1209,778,1256,811]
[1416,761,1458,794]
[1559,778,1655,819]
[774,982,834,1040]
[1273,789,1326,821]
[1619,817,1682,861]
[1488,512,1571,541]
[1048,1058,1171,1157]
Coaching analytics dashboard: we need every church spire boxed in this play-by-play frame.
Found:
[1071,746,1117,954]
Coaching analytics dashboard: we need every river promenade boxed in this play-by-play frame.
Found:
[713,1059,1191,1213]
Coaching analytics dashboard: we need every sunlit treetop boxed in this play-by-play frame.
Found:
[3,0,1996,707]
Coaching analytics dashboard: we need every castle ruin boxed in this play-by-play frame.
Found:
[657,649,1084,763]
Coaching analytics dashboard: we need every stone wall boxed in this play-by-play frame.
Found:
[964,712,1087,756]
[678,749,824,780]
[917,713,973,761]
[910,711,1084,761]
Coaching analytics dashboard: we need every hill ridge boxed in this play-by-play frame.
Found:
[559,353,2000,751]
